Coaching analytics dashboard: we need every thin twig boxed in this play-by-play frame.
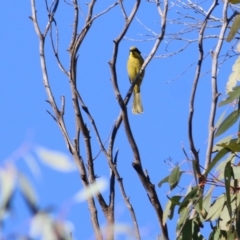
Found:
[119,0,128,20]
[50,21,69,75]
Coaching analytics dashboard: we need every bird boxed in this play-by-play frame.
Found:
[127,46,145,114]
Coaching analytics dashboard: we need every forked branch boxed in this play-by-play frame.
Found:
[109,0,169,238]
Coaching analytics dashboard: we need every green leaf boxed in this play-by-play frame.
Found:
[179,187,199,213]
[195,201,204,218]
[215,153,235,181]
[202,186,213,217]
[208,227,220,240]
[219,205,231,231]
[237,191,240,206]
[224,161,233,217]
[192,160,198,185]
[30,213,72,240]
[163,200,172,225]
[219,86,240,107]
[218,138,240,152]
[229,0,240,4]
[168,196,181,219]
[226,14,240,41]
[35,146,76,172]
[0,166,16,208]
[158,175,169,188]
[182,219,192,239]
[168,166,181,190]
[195,194,203,215]
[212,135,232,152]
[192,220,204,240]
[238,119,240,135]
[236,194,240,239]
[206,194,225,221]
[215,109,228,130]
[226,231,235,240]
[74,178,108,202]
[215,110,240,137]
[30,213,55,239]
[238,96,240,111]
[23,153,42,179]
[220,230,228,240]
[205,148,230,176]
[233,165,240,179]
[163,196,182,224]
[18,173,38,213]
[226,72,239,94]
[177,207,189,232]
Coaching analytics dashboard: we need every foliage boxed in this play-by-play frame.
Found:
[158,82,240,239]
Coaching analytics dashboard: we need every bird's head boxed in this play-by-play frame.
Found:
[129,46,141,54]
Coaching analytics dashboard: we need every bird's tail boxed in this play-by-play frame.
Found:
[132,91,143,114]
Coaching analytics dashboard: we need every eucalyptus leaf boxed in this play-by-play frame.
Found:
[18,173,38,213]
[219,86,240,107]
[178,187,199,213]
[177,207,189,232]
[214,109,227,131]
[236,198,240,239]
[226,14,240,41]
[163,195,182,224]
[182,219,192,239]
[224,161,233,217]
[168,166,181,190]
[215,110,240,137]
[218,138,240,152]
[202,187,213,216]
[0,166,16,208]
[35,146,76,172]
[212,135,232,152]
[158,175,169,188]
[205,148,230,176]
[206,194,225,221]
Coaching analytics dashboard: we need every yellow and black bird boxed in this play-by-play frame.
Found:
[127,46,145,114]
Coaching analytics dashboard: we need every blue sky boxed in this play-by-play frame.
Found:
[0,0,237,239]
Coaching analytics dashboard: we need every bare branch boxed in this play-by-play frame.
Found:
[188,0,218,179]
[30,0,72,152]
[107,149,141,239]
[43,0,59,37]
[69,0,79,50]
[69,1,118,53]
[31,0,104,238]
[109,0,169,238]
[204,1,230,173]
